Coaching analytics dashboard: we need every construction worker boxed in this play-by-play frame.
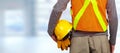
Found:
[48,0,118,53]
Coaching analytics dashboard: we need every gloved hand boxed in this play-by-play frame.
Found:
[57,38,70,50]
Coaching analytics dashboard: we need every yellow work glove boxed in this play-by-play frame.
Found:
[57,38,70,50]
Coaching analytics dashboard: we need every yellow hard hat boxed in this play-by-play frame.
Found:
[54,20,72,40]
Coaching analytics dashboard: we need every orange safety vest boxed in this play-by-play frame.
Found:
[71,0,108,32]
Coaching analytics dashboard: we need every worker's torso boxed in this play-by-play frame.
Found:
[71,0,108,32]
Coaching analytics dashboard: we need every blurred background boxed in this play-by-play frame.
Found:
[0,0,120,53]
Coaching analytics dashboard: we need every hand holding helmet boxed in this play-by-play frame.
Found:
[54,20,72,50]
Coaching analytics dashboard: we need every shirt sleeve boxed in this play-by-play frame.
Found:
[47,0,70,36]
[107,0,118,45]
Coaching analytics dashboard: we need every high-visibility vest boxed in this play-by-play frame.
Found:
[71,0,108,32]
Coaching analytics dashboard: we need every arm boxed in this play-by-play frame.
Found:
[48,0,70,36]
[107,0,118,52]
[107,0,118,46]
